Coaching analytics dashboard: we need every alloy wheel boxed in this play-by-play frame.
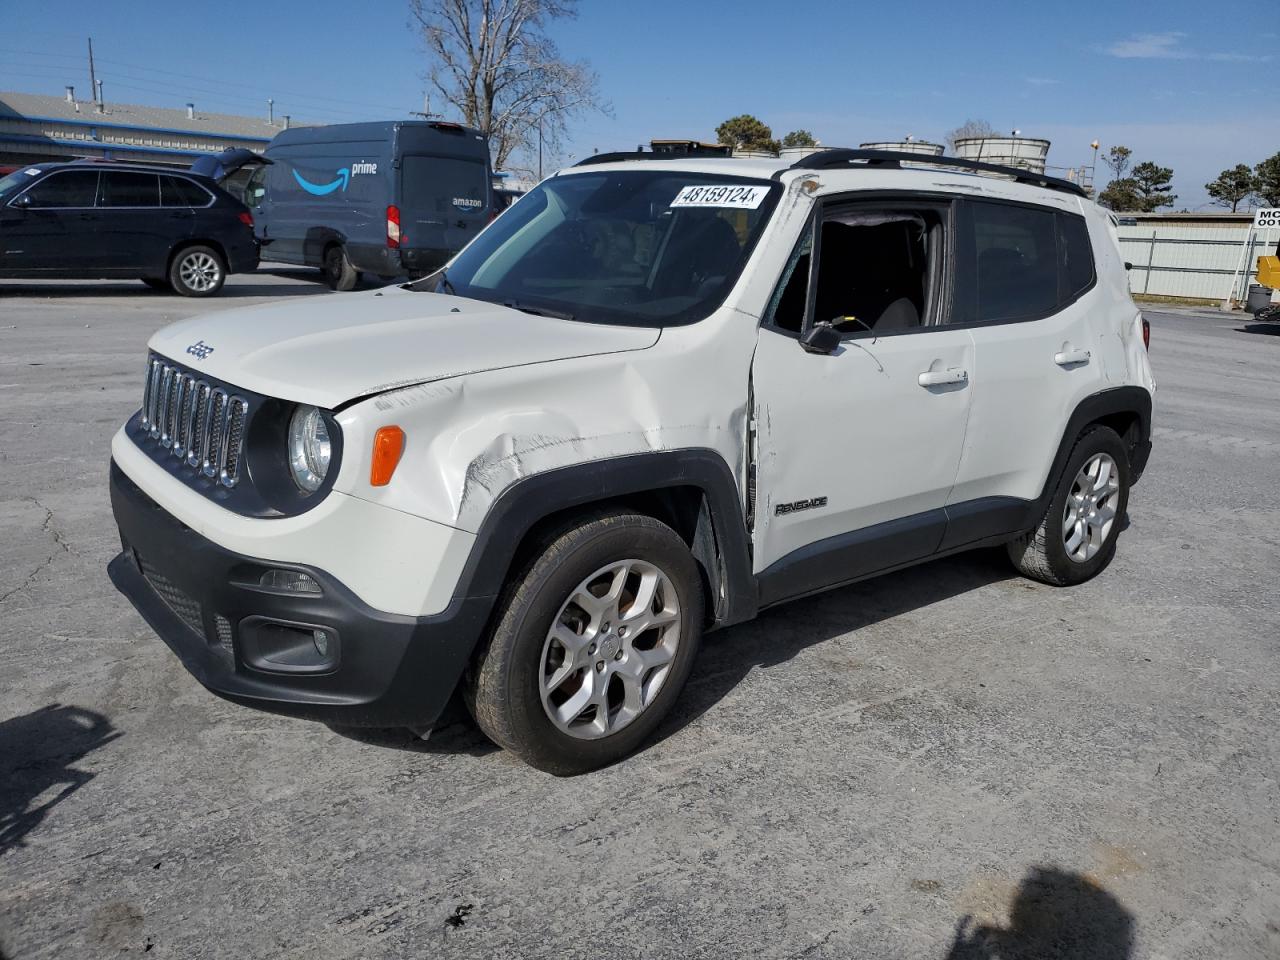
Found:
[1062,452,1121,562]
[179,252,220,292]
[538,559,682,739]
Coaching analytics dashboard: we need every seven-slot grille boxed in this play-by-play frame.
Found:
[140,356,249,487]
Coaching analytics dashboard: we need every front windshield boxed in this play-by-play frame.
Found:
[0,166,43,200]
[425,169,781,326]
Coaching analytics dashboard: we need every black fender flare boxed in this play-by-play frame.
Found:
[1043,386,1152,497]
[450,448,758,628]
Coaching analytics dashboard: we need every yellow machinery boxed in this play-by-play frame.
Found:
[1256,253,1280,321]
[1259,254,1280,291]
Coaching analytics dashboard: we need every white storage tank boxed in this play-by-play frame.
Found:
[952,136,1050,173]
[859,140,944,157]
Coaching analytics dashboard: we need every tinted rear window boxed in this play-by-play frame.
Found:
[401,156,487,215]
[100,171,159,207]
[22,171,99,208]
[161,175,212,207]
[1059,213,1096,300]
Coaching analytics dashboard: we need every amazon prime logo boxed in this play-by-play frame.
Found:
[186,340,215,361]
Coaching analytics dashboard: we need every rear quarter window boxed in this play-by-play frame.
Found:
[401,156,487,215]
[161,175,213,207]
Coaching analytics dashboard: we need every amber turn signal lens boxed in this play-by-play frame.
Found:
[370,426,405,486]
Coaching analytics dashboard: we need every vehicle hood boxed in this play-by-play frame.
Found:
[148,286,661,409]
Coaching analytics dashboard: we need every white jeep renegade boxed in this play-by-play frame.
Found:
[109,149,1155,774]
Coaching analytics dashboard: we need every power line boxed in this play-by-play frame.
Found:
[0,46,413,114]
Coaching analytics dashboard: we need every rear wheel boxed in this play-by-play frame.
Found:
[168,246,226,297]
[323,245,358,291]
[1007,425,1130,586]
[467,512,704,775]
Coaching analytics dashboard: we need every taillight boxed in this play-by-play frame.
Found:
[237,211,253,228]
[1141,317,1150,350]
[386,205,401,249]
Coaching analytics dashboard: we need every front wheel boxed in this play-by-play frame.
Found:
[467,512,704,775]
[169,246,226,297]
[1007,425,1131,586]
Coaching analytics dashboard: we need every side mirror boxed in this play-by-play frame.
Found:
[800,321,840,355]
[10,194,31,209]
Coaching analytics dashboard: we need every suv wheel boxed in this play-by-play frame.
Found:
[169,246,226,297]
[467,512,704,774]
[323,245,358,291]
[1007,425,1131,586]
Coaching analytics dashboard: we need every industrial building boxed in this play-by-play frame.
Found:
[0,88,286,169]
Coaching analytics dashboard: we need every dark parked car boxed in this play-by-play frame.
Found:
[0,161,258,296]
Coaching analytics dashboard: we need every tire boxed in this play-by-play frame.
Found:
[323,245,358,291]
[168,246,226,297]
[141,277,171,291]
[1007,425,1131,586]
[467,511,704,775]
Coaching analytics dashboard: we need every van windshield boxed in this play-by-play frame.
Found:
[420,169,781,327]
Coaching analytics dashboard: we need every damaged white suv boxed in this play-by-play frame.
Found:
[109,149,1154,774]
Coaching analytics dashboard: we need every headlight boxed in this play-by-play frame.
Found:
[288,405,331,493]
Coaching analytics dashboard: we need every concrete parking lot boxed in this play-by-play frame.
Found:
[1,275,1278,959]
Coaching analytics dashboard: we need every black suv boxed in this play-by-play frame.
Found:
[0,161,259,296]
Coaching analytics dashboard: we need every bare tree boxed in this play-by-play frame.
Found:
[409,0,608,172]
[945,118,996,152]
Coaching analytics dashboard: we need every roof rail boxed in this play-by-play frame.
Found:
[574,147,739,167]
[788,149,1088,198]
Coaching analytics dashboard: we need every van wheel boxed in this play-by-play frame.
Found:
[141,277,171,292]
[169,246,226,297]
[1007,425,1131,586]
[323,245,358,291]
[467,512,704,775]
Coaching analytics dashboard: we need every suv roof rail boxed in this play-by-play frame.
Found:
[787,149,1088,198]
[574,147,742,167]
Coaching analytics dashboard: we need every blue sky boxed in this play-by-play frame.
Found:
[1,0,1274,208]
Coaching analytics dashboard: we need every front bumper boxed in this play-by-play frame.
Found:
[108,461,493,727]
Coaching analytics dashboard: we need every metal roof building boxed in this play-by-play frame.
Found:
[0,88,294,168]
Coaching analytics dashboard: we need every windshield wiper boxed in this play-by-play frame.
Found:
[437,270,457,295]
[503,301,577,322]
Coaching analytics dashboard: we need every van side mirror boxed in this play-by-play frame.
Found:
[10,194,31,209]
[800,321,840,355]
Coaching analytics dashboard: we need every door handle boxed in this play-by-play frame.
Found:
[918,367,968,387]
[1054,348,1091,366]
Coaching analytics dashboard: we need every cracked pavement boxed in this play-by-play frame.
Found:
[1,278,1279,959]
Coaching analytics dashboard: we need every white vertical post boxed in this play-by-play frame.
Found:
[1222,223,1254,311]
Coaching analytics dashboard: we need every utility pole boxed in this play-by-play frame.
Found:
[87,37,98,105]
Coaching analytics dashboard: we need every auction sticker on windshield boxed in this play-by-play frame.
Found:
[671,184,769,209]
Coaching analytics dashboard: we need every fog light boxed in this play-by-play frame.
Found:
[259,569,322,594]
[313,629,330,657]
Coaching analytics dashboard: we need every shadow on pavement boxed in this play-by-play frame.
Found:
[1238,322,1280,336]
[658,547,1016,742]
[326,697,497,758]
[943,866,1134,959]
[0,704,120,856]
[339,549,1017,762]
